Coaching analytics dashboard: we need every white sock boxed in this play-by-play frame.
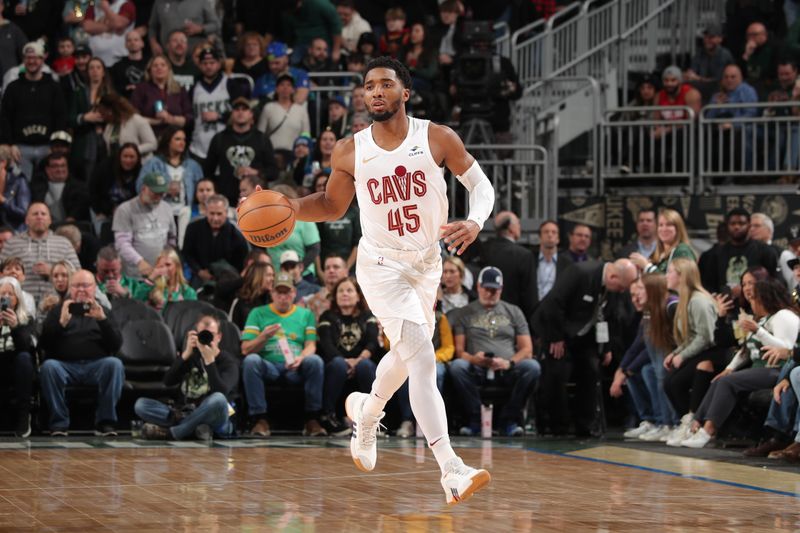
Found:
[363,350,407,418]
[398,321,457,473]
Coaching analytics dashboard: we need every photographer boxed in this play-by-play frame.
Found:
[135,315,239,440]
[39,270,123,437]
[0,276,35,437]
[450,22,521,142]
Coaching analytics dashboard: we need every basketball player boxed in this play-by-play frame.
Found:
[250,57,495,504]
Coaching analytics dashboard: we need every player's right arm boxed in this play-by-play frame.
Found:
[288,138,356,222]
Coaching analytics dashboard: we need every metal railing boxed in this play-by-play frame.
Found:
[449,145,555,227]
[306,72,363,136]
[699,102,800,190]
[600,105,696,193]
[598,101,800,193]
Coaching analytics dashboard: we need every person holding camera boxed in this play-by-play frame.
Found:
[135,314,239,440]
[0,276,35,437]
[449,267,539,437]
[39,269,124,436]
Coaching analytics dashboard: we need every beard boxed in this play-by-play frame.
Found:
[368,100,401,122]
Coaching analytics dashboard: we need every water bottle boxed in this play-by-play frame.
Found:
[481,404,493,438]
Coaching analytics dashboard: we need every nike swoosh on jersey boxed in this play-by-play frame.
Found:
[362,154,380,164]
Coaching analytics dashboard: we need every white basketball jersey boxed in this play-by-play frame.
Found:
[190,75,232,158]
[353,116,447,251]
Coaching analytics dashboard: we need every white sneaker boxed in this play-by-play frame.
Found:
[639,425,671,442]
[396,420,414,438]
[440,457,492,505]
[681,427,713,449]
[345,392,385,472]
[666,414,694,447]
[624,421,655,439]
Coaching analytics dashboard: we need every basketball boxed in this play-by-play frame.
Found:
[237,189,296,247]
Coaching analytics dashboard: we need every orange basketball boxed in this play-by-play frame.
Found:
[237,189,296,247]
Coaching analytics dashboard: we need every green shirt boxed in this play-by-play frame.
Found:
[242,304,317,364]
[318,204,361,261]
[648,242,696,274]
[131,281,197,303]
[267,220,321,278]
[97,275,146,299]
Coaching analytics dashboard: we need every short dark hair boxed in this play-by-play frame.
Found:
[637,208,657,220]
[777,59,798,71]
[45,153,68,167]
[337,0,356,8]
[570,223,591,235]
[726,207,751,221]
[364,56,412,88]
[539,219,559,234]
[97,245,120,263]
[324,254,347,268]
[0,225,13,234]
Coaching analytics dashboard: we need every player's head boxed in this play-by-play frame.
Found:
[363,56,411,122]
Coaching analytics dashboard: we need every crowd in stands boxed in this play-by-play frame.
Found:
[0,0,799,467]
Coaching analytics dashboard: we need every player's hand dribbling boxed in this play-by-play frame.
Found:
[440,220,480,256]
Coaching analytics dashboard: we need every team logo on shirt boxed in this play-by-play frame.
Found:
[366,165,427,205]
[408,145,424,157]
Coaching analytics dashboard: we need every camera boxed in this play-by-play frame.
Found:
[0,297,9,312]
[452,21,506,122]
[68,302,91,316]
[197,330,214,346]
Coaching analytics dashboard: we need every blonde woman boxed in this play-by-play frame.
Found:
[130,55,192,138]
[0,276,35,436]
[630,209,696,274]
[661,258,722,446]
[134,248,197,310]
[39,260,76,316]
[440,256,474,314]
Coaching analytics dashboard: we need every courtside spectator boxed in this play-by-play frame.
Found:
[0,276,35,437]
[39,269,124,436]
[134,247,196,310]
[305,254,348,320]
[95,245,142,300]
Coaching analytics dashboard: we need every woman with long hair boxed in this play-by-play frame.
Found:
[233,32,268,81]
[229,262,275,330]
[680,278,800,448]
[137,126,204,216]
[130,55,192,138]
[90,142,141,219]
[636,273,680,441]
[662,258,726,446]
[313,128,337,173]
[98,93,157,158]
[38,260,76,317]
[67,56,115,180]
[134,248,197,310]
[611,279,662,439]
[0,276,35,437]
[631,209,696,274]
[318,277,379,435]
[440,256,475,314]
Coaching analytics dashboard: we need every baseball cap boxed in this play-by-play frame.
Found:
[267,42,290,61]
[280,250,301,265]
[74,44,92,56]
[197,46,221,62]
[703,22,723,37]
[22,41,45,58]
[294,133,312,148]
[231,96,253,109]
[142,172,169,194]
[50,130,73,145]
[478,266,503,289]
[274,271,295,289]
[789,257,800,270]
[328,95,347,108]
[276,73,295,86]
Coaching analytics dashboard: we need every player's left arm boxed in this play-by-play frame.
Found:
[430,123,495,255]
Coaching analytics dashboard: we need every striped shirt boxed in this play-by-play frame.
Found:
[0,231,80,304]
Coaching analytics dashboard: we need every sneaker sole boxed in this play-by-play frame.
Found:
[447,470,492,506]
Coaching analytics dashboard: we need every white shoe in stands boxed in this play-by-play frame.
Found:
[639,425,671,442]
[666,414,694,447]
[624,421,655,439]
[681,427,713,449]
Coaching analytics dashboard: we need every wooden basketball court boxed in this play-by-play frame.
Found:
[0,436,796,531]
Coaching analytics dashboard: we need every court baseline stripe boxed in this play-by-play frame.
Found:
[524,446,800,499]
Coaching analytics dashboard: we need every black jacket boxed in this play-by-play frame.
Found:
[532,260,605,343]
[699,239,778,293]
[40,307,123,362]
[478,237,536,320]
[530,250,573,318]
[0,75,66,145]
[88,158,139,218]
[30,174,90,223]
[182,219,249,276]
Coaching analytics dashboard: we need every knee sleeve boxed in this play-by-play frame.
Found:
[396,320,434,362]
